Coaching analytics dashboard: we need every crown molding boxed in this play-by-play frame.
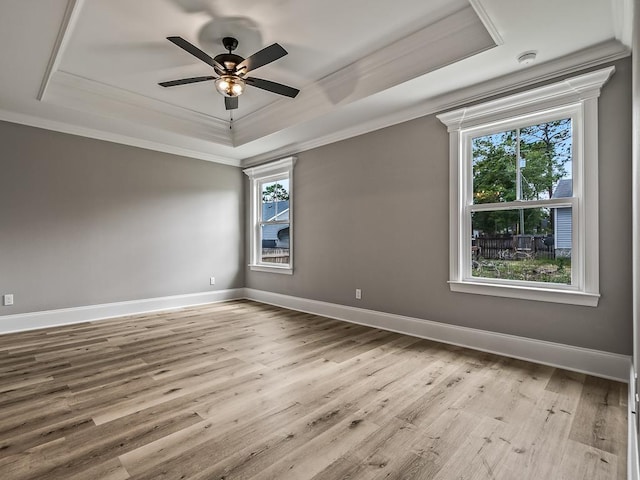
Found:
[437,66,615,130]
[42,70,232,146]
[36,1,495,153]
[611,0,634,48]
[233,5,496,146]
[0,108,241,167]
[430,39,628,113]
[241,39,629,167]
[27,0,632,170]
[242,156,296,177]
[38,0,85,101]
[37,0,233,149]
[468,0,504,45]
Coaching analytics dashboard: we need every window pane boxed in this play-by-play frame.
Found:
[519,118,572,201]
[261,180,290,221]
[472,119,572,204]
[260,223,290,264]
[472,130,516,204]
[471,207,571,284]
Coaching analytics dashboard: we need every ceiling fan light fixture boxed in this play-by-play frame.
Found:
[215,75,245,97]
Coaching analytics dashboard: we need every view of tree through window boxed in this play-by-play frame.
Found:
[470,118,572,284]
[260,180,290,265]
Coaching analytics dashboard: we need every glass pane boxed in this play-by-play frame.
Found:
[260,223,290,265]
[472,130,516,204]
[261,179,290,221]
[471,207,571,284]
[472,118,572,204]
[519,118,572,201]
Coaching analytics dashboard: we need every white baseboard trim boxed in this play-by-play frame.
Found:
[630,364,639,480]
[1,287,630,383]
[244,288,631,382]
[0,289,245,334]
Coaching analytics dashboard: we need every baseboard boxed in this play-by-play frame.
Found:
[1,287,630,383]
[244,288,631,382]
[0,289,245,334]
[630,364,640,480]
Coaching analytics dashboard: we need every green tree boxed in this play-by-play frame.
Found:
[520,119,571,201]
[262,183,289,203]
[471,119,571,236]
[472,131,519,234]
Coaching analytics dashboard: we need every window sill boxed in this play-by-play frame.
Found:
[448,280,600,307]
[249,264,293,275]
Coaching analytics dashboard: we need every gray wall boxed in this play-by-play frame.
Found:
[0,122,244,314]
[247,58,633,355]
[0,60,631,354]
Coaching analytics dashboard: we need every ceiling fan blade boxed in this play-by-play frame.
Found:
[246,77,300,98]
[236,43,287,74]
[167,36,224,71]
[158,76,216,87]
[225,96,239,110]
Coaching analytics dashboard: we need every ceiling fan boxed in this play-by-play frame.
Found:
[159,36,300,111]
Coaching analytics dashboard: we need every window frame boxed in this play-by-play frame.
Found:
[463,106,579,287]
[243,157,296,275]
[437,67,615,307]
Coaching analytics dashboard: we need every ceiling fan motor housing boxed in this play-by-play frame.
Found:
[213,53,244,75]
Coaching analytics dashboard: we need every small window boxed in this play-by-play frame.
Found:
[243,157,295,274]
[437,67,615,306]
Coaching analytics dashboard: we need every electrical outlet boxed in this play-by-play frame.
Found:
[3,294,14,306]
[210,277,216,285]
[355,289,362,300]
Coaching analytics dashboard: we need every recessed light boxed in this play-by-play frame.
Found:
[517,51,537,65]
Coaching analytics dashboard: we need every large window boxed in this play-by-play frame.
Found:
[469,115,574,285]
[437,67,614,306]
[243,157,295,274]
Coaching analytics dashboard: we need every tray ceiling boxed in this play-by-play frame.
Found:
[0,0,631,166]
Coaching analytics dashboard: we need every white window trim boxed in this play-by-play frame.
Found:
[243,157,296,275]
[437,66,615,307]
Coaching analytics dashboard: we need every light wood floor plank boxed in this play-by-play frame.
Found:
[0,299,627,479]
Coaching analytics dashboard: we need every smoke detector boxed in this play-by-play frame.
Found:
[517,51,537,65]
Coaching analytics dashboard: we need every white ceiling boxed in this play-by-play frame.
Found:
[0,0,632,167]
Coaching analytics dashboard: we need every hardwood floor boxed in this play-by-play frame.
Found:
[0,300,627,479]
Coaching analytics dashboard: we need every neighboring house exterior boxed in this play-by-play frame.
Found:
[262,200,290,248]
[552,178,572,258]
